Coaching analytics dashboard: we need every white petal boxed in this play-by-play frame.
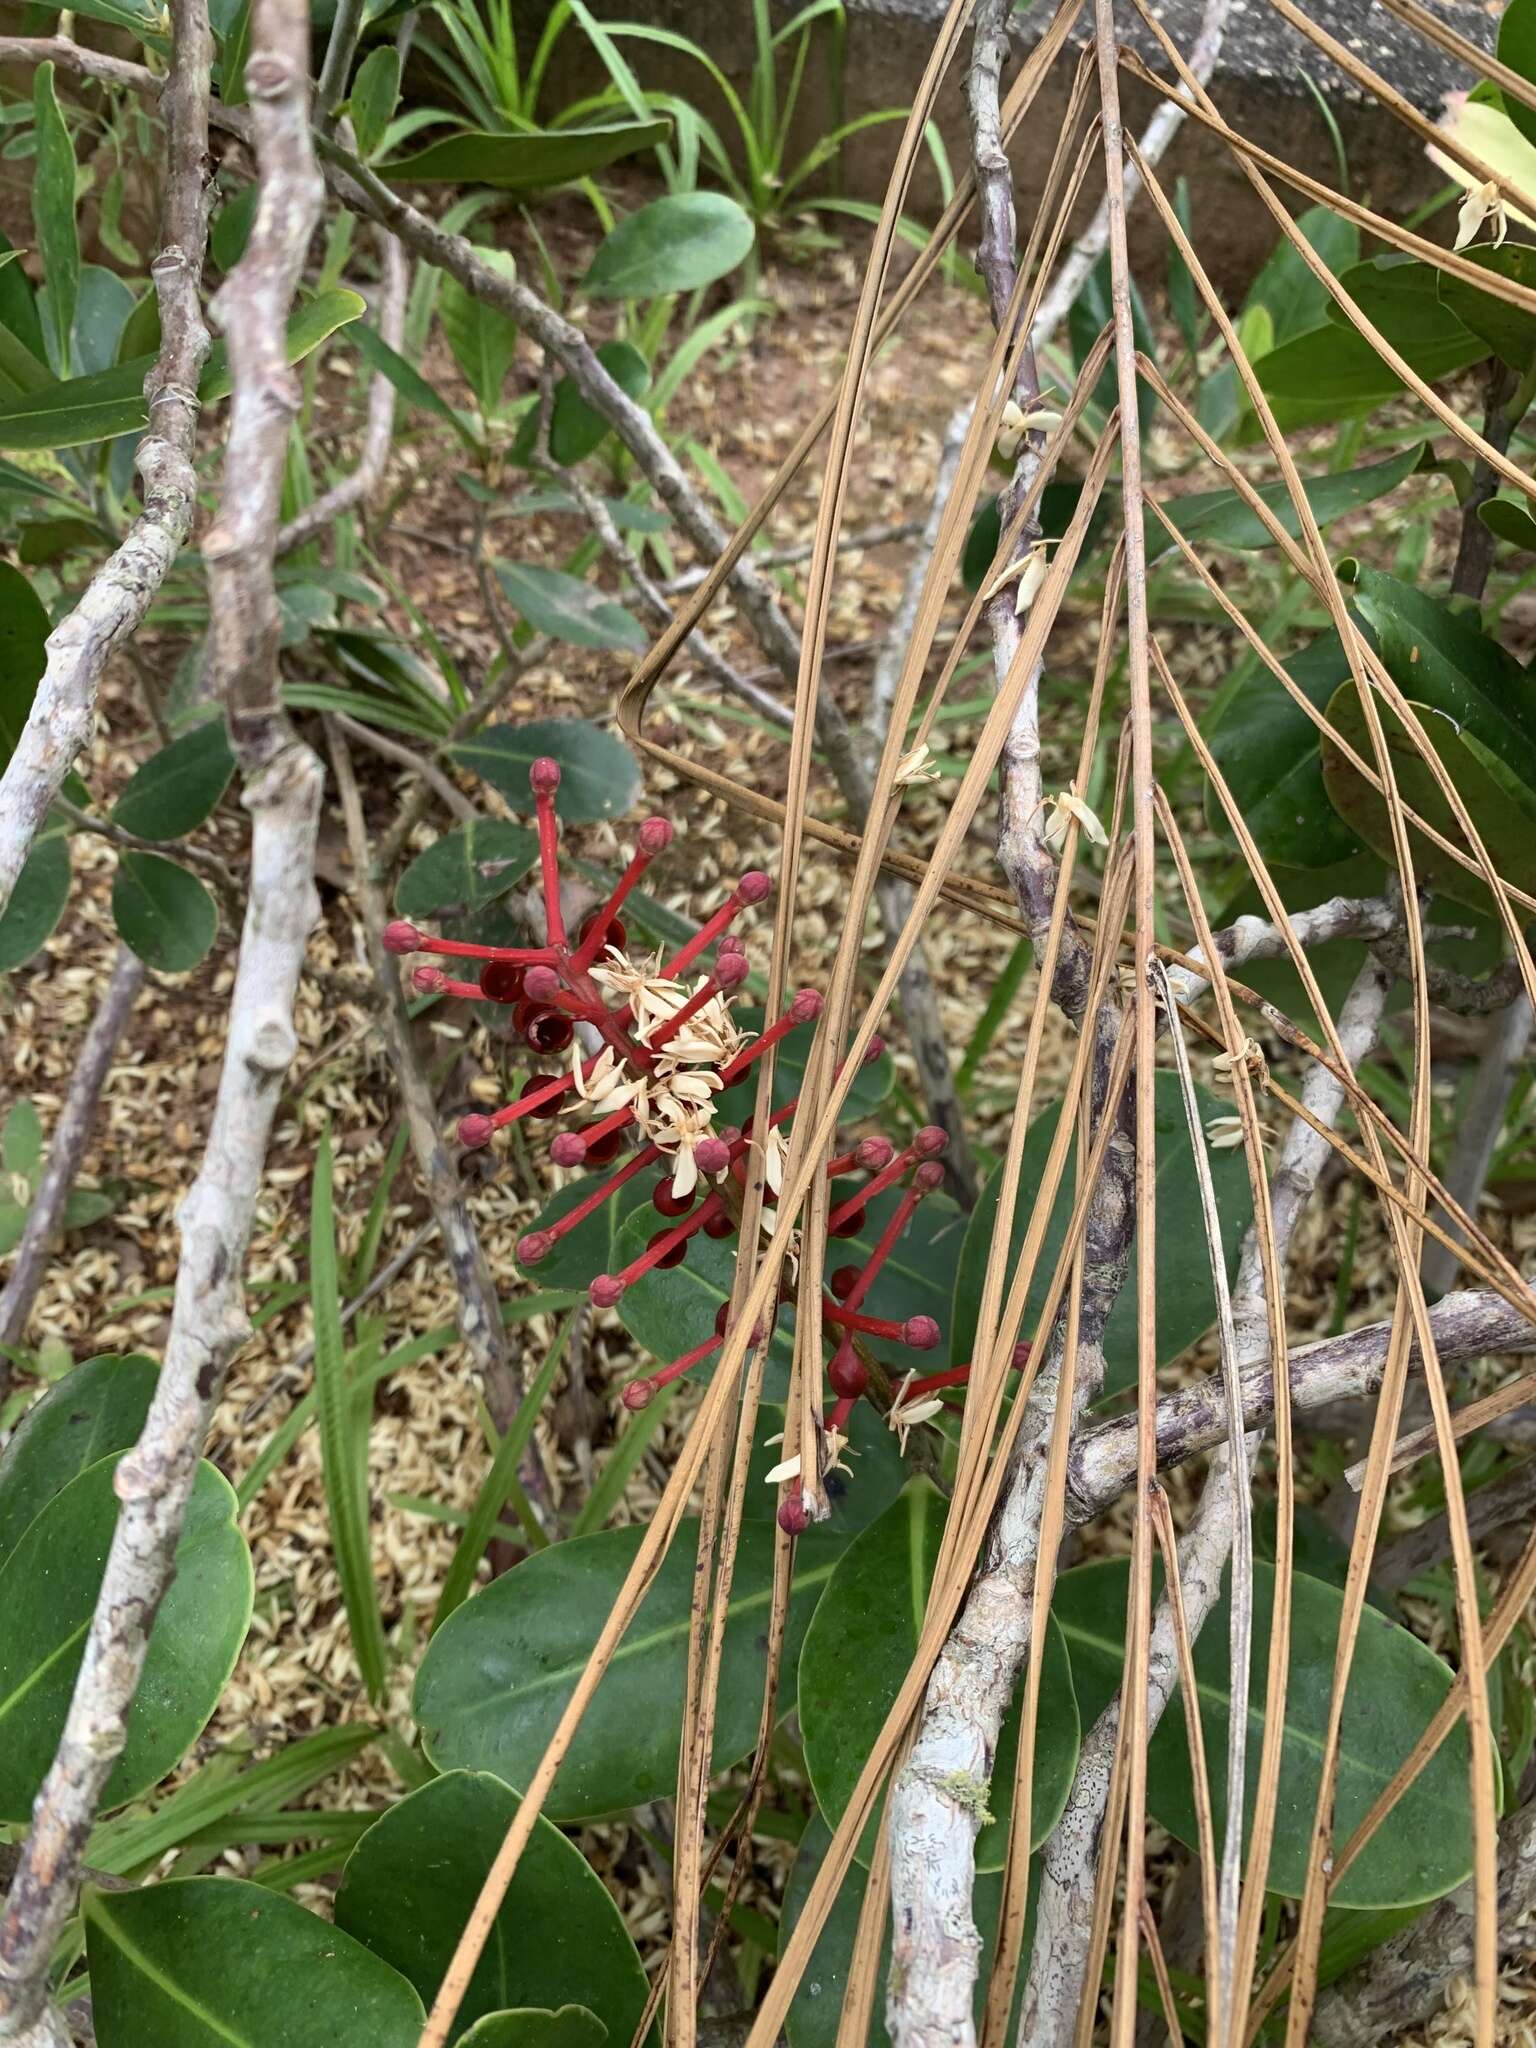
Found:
[764,1455,802,1485]
[671,1147,699,1201]
[1057,790,1109,847]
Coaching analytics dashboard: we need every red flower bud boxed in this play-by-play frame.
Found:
[383,919,420,955]
[864,1035,886,1064]
[913,1125,948,1157]
[523,963,562,1003]
[550,1132,587,1168]
[791,988,824,1022]
[459,1113,494,1150]
[517,1230,554,1266]
[413,965,446,993]
[778,1491,812,1536]
[913,1160,946,1192]
[637,816,673,855]
[718,933,746,958]
[715,951,750,990]
[902,1314,941,1351]
[828,1340,868,1399]
[590,1274,625,1308]
[622,1377,655,1410]
[856,1136,894,1171]
[738,870,771,905]
[694,1136,731,1177]
[529,757,562,796]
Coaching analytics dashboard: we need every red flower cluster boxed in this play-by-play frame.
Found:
[383,760,1004,1529]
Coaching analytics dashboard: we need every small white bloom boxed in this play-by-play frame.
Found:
[1455,178,1508,251]
[1044,784,1110,855]
[1212,1038,1267,1088]
[1204,1115,1247,1151]
[981,540,1049,615]
[822,1427,857,1477]
[894,741,941,786]
[764,1455,803,1485]
[887,1370,945,1453]
[996,395,1062,460]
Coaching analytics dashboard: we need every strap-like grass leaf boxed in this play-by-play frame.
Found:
[379,118,671,189]
[335,1772,648,2038]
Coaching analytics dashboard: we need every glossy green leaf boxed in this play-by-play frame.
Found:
[456,2008,609,2048]
[515,1169,653,1293]
[1479,495,1536,552]
[1149,444,1426,558]
[216,0,251,105]
[112,851,218,972]
[69,265,137,377]
[32,0,166,37]
[3,1096,41,1179]
[0,288,366,450]
[112,720,235,841]
[584,192,755,300]
[0,560,49,775]
[414,1516,840,1818]
[1320,688,1536,912]
[210,183,258,274]
[86,1878,424,2046]
[381,118,671,189]
[0,833,70,971]
[0,1354,158,1567]
[1203,629,1366,869]
[1254,260,1490,430]
[0,230,46,374]
[549,340,649,466]
[780,1815,1035,2048]
[949,1070,1253,1391]
[0,1457,251,1821]
[451,718,641,822]
[1242,202,1361,348]
[352,320,478,445]
[799,1481,1078,1871]
[336,1773,648,2039]
[1499,0,1536,151]
[492,561,647,654]
[1053,1557,1476,1908]
[32,66,78,377]
[1349,565,1536,769]
[440,249,519,415]
[348,45,401,159]
[1437,242,1536,369]
[394,818,539,920]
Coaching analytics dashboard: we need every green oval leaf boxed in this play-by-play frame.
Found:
[414,1517,840,1819]
[0,289,366,451]
[1348,566,1536,771]
[0,832,70,972]
[1438,242,1536,370]
[440,249,519,415]
[950,1069,1253,1392]
[450,719,641,822]
[492,562,647,654]
[1203,629,1365,869]
[1149,444,1426,559]
[798,1480,1077,1872]
[0,558,49,773]
[1320,688,1536,913]
[380,118,671,190]
[85,1877,424,2046]
[779,1814,1035,2048]
[112,851,218,972]
[457,2008,609,2048]
[1053,1556,1476,1909]
[0,1456,252,1821]
[549,340,650,466]
[33,64,78,377]
[347,44,402,160]
[394,817,540,920]
[0,1354,158,1568]
[336,1772,648,2039]
[1499,0,1536,150]
[112,719,235,841]
[584,193,756,301]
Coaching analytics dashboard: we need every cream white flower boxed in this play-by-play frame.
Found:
[887,1370,945,1453]
[996,396,1062,460]
[764,1454,803,1486]
[822,1427,857,1477]
[760,1124,787,1195]
[983,540,1049,616]
[893,741,941,786]
[1455,178,1509,251]
[1212,1038,1267,1088]
[1044,784,1109,855]
[570,1044,643,1114]
[1204,1115,1247,1152]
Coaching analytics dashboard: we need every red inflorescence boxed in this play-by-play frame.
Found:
[383,760,993,1535]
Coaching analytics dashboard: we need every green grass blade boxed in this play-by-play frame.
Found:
[433,1311,576,1630]
[956,936,1032,1095]
[313,1127,389,1702]
[347,1122,411,1296]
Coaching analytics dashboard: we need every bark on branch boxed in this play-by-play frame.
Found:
[0,7,214,921]
[0,3,323,2037]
